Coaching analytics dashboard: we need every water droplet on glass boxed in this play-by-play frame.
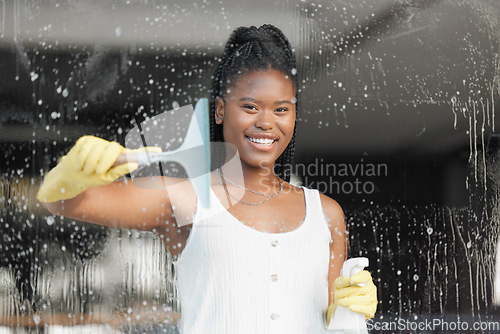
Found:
[45,216,55,226]
[413,274,419,281]
[30,72,39,82]
[427,227,433,235]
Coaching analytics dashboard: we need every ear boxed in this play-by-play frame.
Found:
[215,96,225,124]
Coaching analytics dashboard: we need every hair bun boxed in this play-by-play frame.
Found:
[226,25,274,53]
[240,26,272,43]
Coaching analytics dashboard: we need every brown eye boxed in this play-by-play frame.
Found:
[276,107,288,113]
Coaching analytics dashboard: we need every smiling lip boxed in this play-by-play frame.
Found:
[244,132,279,140]
[245,135,278,151]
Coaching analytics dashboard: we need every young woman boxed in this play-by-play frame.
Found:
[37,24,377,333]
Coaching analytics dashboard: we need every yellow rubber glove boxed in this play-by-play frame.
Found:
[36,135,162,203]
[326,270,378,326]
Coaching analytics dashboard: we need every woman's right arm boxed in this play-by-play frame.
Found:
[45,177,178,231]
[38,135,197,234]
[45,175,198,261]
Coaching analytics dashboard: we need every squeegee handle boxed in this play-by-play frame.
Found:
[112,152,144,167]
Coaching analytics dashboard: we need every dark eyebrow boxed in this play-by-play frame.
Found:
[274,100,294,105]
[239,97,294,104]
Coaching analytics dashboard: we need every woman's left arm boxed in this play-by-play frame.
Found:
[319,194,347,306]
[320,194,378,324]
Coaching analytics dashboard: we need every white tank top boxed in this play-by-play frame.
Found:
[173,186,333,334]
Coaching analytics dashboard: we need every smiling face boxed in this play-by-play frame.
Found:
[215,69,297,170]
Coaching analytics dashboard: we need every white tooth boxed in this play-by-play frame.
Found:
[249,137,273,145]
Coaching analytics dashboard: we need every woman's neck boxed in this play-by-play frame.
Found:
[218,160,280,193]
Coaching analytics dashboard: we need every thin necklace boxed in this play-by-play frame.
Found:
[216,168,283,205]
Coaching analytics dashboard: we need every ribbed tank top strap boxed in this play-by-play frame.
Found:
[174,188,224,265]
[303,187,333,244]
[191,188,225,226]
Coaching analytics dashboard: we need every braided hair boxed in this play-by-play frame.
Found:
[209,24,298,182]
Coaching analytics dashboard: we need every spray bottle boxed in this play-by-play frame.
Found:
[327,257,369,334]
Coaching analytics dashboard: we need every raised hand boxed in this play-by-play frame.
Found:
[36,135,161,203]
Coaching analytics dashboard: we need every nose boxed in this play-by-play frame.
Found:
[255,109,274,130]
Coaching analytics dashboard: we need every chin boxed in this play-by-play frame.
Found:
[242,156,276,169]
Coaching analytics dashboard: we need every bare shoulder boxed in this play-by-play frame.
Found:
[318,192,344,219]
[318,192,346,230]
